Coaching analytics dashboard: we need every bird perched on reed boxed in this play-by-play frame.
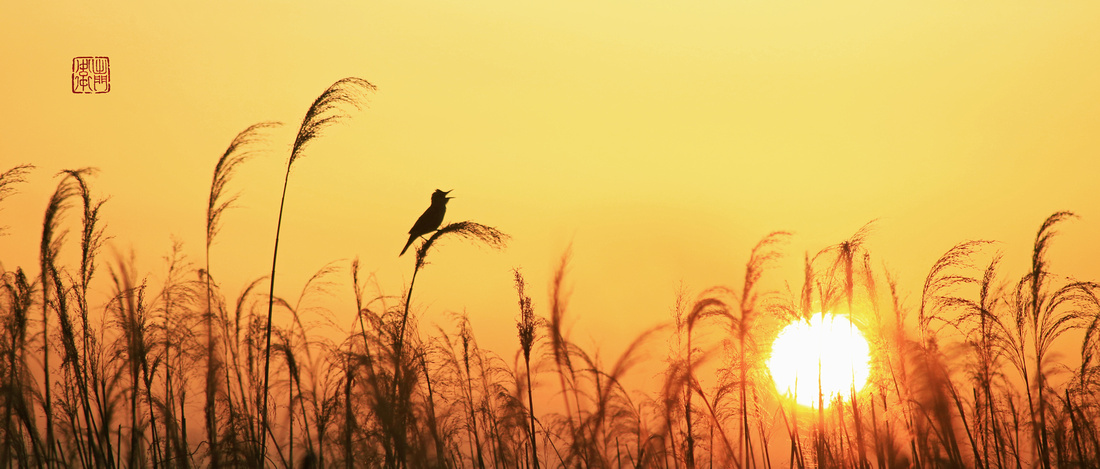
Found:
[400,189,453,256]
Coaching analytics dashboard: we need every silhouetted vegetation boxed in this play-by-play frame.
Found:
[1,78,1098,468]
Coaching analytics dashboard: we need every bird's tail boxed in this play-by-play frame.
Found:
[399,235,415,256]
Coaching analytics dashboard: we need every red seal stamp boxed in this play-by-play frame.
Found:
[72,57,110,94]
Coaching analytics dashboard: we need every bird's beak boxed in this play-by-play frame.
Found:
[444,190,454,199]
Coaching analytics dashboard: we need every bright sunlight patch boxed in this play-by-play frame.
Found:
[768,313,871,408]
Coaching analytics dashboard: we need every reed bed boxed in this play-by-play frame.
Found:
[1,79,1098,468]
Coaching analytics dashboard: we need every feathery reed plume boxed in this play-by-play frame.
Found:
[107,251,156,468]
[513,268,540,469]
[579,325,667,468]
[0,166,35,465]
[289,78,376,167]
[418,345,447,467]
[831,224,875,469]
[0,164,38,465]
[261,78,375,462]
[682,232,786,468]
[220,277,268,467]
[735,232,788,469]
[152,240,203,469]
[344,259,366,469]
[957,254,1011,469]
[0,164,34,236]
[918,240,992,343]
[58,168,108,467]
[1082,290,1100,435]
[206,121,280,468]
[458,316,486,469]
[545,250,585,464]
[1007,211,1099,469]
[663,286,692,468]
[911,240,993,467]
[1,267,42,467]
[39,170,84,468]
[207,122,282,245]
[278,262,344,469]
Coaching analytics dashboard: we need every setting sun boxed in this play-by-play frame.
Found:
[768,313,871,408]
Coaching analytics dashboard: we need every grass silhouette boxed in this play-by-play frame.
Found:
[1,80,1099,468]
[261,77,375,464]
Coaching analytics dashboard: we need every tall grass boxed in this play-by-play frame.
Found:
[38,169,92,468]
[2,82,1100,469]
[205,121,281,468]
[261,78,375,464]
[514,269,540,469]
[0,164,34,236]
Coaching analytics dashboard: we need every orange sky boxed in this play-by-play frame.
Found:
[3,1,1100,367]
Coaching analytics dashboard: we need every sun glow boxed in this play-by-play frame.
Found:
[768,313,871,408]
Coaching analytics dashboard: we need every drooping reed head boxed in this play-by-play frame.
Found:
[40,172,82,269]
[1,267,32,347]
[1081,288,1100,385]
[0,164,34,236]
[1031,211,1075,277]
[208,122,282,246]
[413,221,510,269]
[548,250,572,373]
[57,168,106,292]
[289,77,376,167]
[917,240,993,340]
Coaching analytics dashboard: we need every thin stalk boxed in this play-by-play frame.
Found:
[259,78,373,465]
[259,170,290,464]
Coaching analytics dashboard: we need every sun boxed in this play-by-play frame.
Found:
[767,312,871,408]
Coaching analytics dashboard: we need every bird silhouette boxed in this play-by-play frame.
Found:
[399,189,453,256]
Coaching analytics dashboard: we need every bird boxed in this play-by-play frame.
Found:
[399,189,453,256]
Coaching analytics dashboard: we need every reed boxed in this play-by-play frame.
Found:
[205,121,281,468]
[0,164,34,236]
[514,269,540,469]
[1006,212,1099,469]
[39,171,84,468]
[1,267,39,467]
[260,78,374,464]
[61,168,109,468]
[6,190,1100,469]
[6,86,1100,468]
[391,221,507,468]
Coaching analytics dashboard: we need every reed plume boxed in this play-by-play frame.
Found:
[514,268,540,469]
[205,121,280,468]
[0,164,34,236]
[39,170,84,468]
[260,77,375,462]
[55,168,107,468]
[1,267,40,466]
[1007,211,1100,469]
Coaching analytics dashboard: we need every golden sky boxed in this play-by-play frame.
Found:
[3,1,1100,360]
